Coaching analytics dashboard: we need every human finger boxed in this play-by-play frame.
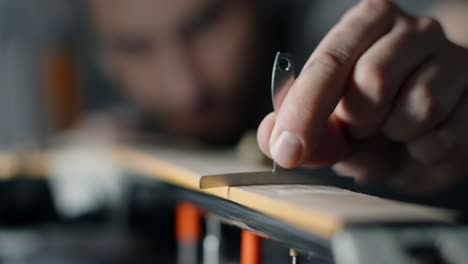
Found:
[407,94,468,165]
[257,112,276,158]
[382,43,468,141]
[269,0,399,168]
[336,16,445,138]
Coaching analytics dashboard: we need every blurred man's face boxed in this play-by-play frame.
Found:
[87,0,267,143]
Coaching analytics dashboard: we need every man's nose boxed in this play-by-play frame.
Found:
[159,43,204,113]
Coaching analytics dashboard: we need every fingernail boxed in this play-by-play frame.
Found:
[271,131,303,167]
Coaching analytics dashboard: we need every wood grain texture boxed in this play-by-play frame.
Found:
[116,145,456,238]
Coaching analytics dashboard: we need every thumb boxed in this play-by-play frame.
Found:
[258,112,351,168]
[257,112,276,159]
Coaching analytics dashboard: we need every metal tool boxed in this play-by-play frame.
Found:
[199,52,353,189]
[271,52,295,172]
[199,169,353,189]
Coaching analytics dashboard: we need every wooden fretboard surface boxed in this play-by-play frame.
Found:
[117,145,456,238]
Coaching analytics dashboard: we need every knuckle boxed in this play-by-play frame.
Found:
[354,61,388,105]
[395,17,416,35]
[382,84,442,142]
[417,17,443,35]
[414,84,441,125]
[305,48,349,74]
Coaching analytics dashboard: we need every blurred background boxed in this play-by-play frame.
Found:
[0,0,467,263]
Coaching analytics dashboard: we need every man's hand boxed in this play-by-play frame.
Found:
[257,0,468,193]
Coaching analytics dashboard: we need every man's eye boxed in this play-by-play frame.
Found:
[111,37,153,56]
[183,2,225,36]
